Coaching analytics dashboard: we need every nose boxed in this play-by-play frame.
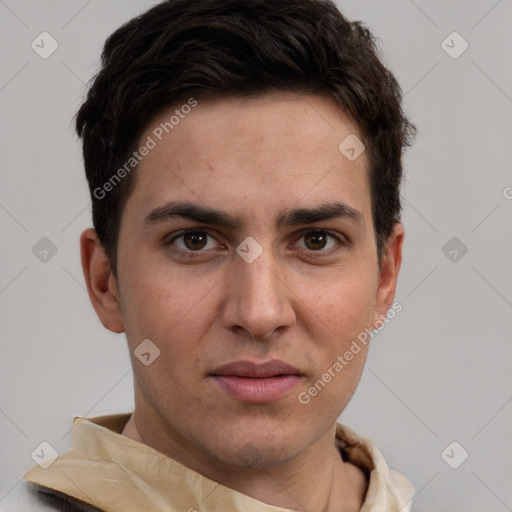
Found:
[221,245,296,340]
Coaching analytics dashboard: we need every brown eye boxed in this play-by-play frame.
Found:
[304,231,328,250]
[182,232,208,250]
[168,230,220,252]
[295,230,342,252]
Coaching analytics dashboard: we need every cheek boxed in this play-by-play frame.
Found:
[118,255,219,346]
[308,268,377,339]
[296,272,375,410]
[298,322,370,422]
[312,289,373,376]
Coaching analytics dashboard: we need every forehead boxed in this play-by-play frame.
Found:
[127,93,370,223]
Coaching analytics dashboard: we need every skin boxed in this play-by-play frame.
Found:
[81,93,404,512]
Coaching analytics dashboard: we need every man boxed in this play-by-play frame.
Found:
[14,0,416,510]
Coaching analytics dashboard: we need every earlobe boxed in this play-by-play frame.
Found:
[80,228,125,333]
[372,223,404,327]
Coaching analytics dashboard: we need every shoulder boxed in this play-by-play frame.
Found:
[0,480,103,512]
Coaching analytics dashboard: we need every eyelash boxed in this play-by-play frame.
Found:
[164,228,347,257]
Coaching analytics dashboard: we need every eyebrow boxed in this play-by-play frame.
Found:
[143,200,363,229]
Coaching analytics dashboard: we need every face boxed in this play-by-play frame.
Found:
[85,93,403,469]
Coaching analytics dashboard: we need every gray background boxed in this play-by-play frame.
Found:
[1,1,511,510]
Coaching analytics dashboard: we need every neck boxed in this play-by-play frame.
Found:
[122,412,367,511]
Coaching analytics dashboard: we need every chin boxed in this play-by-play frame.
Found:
[204,429,305,469]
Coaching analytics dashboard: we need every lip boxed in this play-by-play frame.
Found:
[210,359,303,404]
[211,359,302,378]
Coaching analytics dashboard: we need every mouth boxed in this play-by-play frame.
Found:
[209,359,304,404]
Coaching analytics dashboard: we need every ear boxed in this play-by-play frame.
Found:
[80,228,124,333]
[372,223,404,327]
